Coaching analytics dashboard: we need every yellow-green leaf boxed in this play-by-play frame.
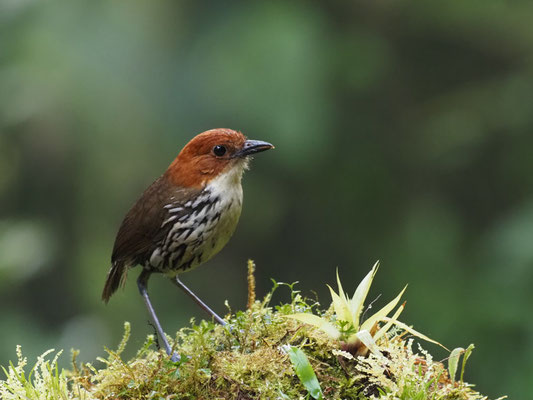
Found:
[335,268,348,304]
[360,285,407,333]
[448,347,464,383]
[373,301,406,342]
[285,313,341,339]
[355,330,382,356]
[327,284,352,324]
[383,317,449,351]
[460,344,475,382]
[351,261,379,327]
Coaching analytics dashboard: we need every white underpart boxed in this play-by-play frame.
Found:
[151,161,247,274]
[190,163,245,259]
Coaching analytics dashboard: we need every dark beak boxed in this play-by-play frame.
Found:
[236,139,274,157]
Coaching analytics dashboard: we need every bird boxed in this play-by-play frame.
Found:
[102,128,274,360]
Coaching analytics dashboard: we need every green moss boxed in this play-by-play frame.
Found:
[1,279,504,400]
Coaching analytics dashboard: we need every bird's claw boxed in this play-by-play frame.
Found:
[170,351,180,363]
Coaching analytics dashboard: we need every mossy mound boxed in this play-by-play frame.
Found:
[1,281,502,399]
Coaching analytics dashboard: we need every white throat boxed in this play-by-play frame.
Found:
[206,162,246,200]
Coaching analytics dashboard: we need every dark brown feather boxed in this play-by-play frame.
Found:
[102,176,201,301]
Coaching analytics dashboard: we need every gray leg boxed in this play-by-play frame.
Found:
[171,276,226,326]
[137,270,180,362]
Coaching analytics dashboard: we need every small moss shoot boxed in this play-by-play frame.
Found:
[1,265,506,400]
[247,259,256,310]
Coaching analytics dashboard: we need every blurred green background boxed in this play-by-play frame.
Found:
[1,0,532,398]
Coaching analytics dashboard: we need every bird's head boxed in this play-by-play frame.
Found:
[166,128,274,188]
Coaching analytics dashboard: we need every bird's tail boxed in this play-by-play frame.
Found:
[101,261,128,303]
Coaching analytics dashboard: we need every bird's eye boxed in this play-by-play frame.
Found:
[213,145,227,157]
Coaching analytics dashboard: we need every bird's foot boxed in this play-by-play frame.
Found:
[169,351,180,363]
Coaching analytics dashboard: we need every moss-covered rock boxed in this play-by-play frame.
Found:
[0,269,504,399]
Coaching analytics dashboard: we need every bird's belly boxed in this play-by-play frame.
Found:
[151,194,243,275]
[186,201,242,267]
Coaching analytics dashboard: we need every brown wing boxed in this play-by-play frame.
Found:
[102,176,200,302]
[112,177,203,264]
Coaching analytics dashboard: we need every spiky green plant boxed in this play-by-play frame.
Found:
[286,261,446,356]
